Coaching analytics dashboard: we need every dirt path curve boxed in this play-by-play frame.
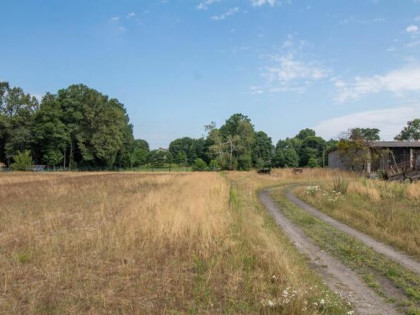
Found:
[286,190,420,275]
[259,190,398,315]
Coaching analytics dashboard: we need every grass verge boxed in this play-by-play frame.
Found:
[271,185,420,314]
[294,178,420,259]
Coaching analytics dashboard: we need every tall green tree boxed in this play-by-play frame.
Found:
[132,139,149,167]
[299,136,326,167]
[350,128,380,141]
[188,138,209,164]
[169,137,209,165]
[283,148,300,167]
[395,119,420,140]
[44,84,133,167]
[0,82,38,165]
[252,131,274,168]
[296,128,316,140]
[169,137,194,162]
[275,130,326,168]
[214,113,255,170]
[33,93,69,167]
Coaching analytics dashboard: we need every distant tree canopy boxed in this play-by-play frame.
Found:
[274,129,327,168]
[3,80,417,171]
[252,131,274,169]
[349,128,380,141]
[0,81,144,169]
[132,139,150,167]
[0,82,39,164]
[35,84,134,168]
[169,137,209,166]
[207,113,256,170]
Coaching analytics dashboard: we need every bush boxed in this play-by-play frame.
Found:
[192,158,207,171]
[209,159,219,171]
[11,150,33,171]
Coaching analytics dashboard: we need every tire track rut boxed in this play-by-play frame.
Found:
[259,190,398,315]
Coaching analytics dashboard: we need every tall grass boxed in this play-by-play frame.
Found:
[332,176,349,194]
[295,176,420,258]
[0,173,231,313]
[0,171,349,313]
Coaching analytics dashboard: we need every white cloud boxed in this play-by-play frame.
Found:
[127,12,135,19]
[335,67,420,102]
[313,106,420,140]
[406,25,419,33]
[211,7,239,20]
[252,35,329,94]
[265,53,329,82]
[251,0,277,6]
[109,16,126,34]
[196,0,221,10]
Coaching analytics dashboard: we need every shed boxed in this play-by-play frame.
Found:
[328,141,420,174]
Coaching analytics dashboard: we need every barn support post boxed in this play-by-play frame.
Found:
[410,148,414,170]
[366,148,372,174]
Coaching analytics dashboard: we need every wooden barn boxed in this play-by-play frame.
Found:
[328,141,420,179]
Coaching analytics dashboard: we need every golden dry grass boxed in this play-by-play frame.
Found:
[0,171,349,313]
[295,175,420,258]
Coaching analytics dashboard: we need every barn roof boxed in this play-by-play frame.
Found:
[327,140,420,154]
[370,141,420,148]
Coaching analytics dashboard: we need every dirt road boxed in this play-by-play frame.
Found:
[259,190,398,315]
[286,190,420,275]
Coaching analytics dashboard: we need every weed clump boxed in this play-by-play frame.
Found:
[333,176,349,194]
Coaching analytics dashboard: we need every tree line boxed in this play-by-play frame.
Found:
[1,81,419,171]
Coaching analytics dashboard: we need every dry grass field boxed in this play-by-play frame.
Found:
[0,170,349,314]
[295,176,420,258]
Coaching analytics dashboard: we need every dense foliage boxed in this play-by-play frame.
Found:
[395,119,420,141]
[336,128,382,172]
[0,82,146,169]
[1,81,417,171]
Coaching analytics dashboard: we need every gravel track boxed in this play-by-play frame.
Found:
[259,190,399,315]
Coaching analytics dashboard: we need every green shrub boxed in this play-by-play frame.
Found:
[10,150,33,171]
[192,158,207,171]
[209,159,219,171]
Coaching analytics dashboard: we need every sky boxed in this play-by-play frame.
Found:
[1,0,420,148]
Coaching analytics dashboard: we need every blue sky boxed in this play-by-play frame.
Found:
[1,0,420,148]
